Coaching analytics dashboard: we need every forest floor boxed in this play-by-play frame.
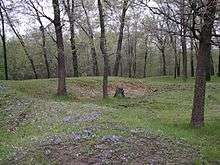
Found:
[0,76,220,164]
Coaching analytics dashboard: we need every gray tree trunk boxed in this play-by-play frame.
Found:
[53,0,67,95]
[81,0,99,76]
[98,0,109,98]
[191,0,216,128]
[113,0,128,76]
[0,5,8,80]
[181,0,187,80]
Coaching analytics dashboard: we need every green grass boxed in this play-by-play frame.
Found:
[0,76,220,162]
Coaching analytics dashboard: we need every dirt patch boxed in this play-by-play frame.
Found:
[108,82,158,98]
[68,81,158,99]
[7,133,201,164]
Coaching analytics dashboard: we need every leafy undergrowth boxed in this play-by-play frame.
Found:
[0,76,220,164]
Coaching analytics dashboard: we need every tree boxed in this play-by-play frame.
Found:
[143,36,149,78]
[1,0,38,79]
[218,46,220,77]
[0,3,7,80]
[170,34,179,79]
[26,0,51,78]
[113,0,129,76]
[63,0,79,77]
[190,34,195,77]
[153,22,168,76]
[98,0,109,98]
[80,0,99,76]
[52,0,67,95]
[205,43,212,81]
[180,0,187,80]
[191,0,217,128]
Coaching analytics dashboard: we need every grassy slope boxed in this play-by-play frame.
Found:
[0,76,220,163]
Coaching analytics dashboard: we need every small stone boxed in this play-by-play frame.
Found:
[0,84,7,93]
[82,129,94,139]
[95,144,108,150]
[69,132,81,141]
[63,116,72,123]
[130,128,144,134]
[102,150,113,158]
[41,135,63,146]
[101,135,124,143]
[53,136,62,145]
[45,149,51,155]
[78,112,101,122]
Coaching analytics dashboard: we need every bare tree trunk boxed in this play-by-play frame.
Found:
[81,0,99,76]
[161,47,166,76]
[113,0,128,76]
[120,61,123,77]
[128,62,132,78]
[177,54,181,77]
[143,44,148,78]
[174,54,177,79]
[63,0,78,77]
[210,54,214,76]
[23,44,38,79]
[40,25,50,78]
[190,36,194,77]
[181,0,187,80]
[70,22,79,77]
[205,43,211,81]
[53,0,67,95]
[98,0,109,98]
[191,0,216,128]
[90,45,99,76]
[218,46,220,77]
[0,5,8,80]
[127,35,133,78]
[133,39,137,78]
[70,0,78,77]
[170,35,177,79]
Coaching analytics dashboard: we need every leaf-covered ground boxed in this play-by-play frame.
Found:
[0,77,220,164]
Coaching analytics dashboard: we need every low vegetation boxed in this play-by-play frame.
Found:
[0,77,219,164]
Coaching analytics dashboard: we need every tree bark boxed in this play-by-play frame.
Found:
[205,43,211,81]
[70,0,78,77]
[161,47,166,76]
[128,36,133,78]
[98,0,109,98]
[181,0,187,80]
[63,0,79,77]
[113,0,128,76]
[0,5,8,80]
[170,35,177,79]
[177,54,181,77]
[191,0,217,128]
[40,25,50,79]
[190,36,194,77]
[81,0,99,76]
[53,0,67,95]
[133,39,137,78]
[120,61,123,77]
[218,46,220,77]
[143,42,148,78]
[210,54,214,76]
